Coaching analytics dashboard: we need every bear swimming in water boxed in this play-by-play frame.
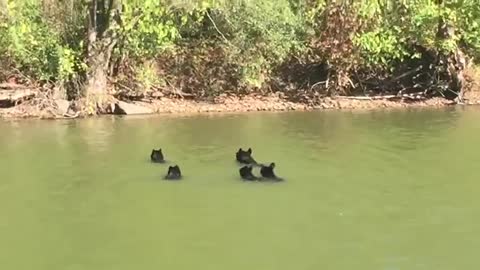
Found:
[236,148,257,165]
[151,149,165,163]
[260,162,283,181]
[164,165,182,180]
[239,165,258,181]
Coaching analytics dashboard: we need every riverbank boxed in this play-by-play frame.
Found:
[1,90,480,119]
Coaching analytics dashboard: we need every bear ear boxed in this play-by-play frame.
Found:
[271,162,276,168]
[238,148,242,152]
[247,148,252,154]
[159,148,162,152]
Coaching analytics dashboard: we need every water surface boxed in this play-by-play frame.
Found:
[1,107,480,270]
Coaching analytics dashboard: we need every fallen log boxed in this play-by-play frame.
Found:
[0,89,36,107]
[338,95,397,100]
[161,89,195,99]
[337,94,427,101]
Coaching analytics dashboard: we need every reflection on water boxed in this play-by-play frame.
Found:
[1,107,480,270]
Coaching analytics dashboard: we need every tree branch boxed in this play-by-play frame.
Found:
[205,10,230,45]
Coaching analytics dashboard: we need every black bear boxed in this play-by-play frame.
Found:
[239,165,258,181]
[164,165,182,180]
[260,163,283,181]
[150,149,165,163]
[236,148,257,165]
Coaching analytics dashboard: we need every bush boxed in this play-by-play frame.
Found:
[0,0,83,83]
[211,0,307,87]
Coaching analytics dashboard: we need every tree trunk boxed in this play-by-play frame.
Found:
[84,0,121,111]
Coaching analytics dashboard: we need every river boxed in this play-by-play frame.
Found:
[1,107,480,270]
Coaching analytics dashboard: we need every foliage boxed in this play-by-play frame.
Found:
[116,1,180,59]
[211,0,307,87]
[0,0,84,82]
[352,0,480,68]
[450,0,480,59]
[0,1,61,81]
[0,0,480,98]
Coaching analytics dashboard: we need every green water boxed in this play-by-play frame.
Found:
[1,107,480,270]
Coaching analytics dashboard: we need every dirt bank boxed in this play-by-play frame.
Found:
[1,90,480,119]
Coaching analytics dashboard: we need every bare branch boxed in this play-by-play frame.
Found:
[205,10,230,45]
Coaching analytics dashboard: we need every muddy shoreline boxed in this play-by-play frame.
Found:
[1,91,480,119]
